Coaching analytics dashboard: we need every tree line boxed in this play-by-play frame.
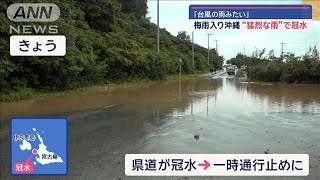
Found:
[227,46,320,83]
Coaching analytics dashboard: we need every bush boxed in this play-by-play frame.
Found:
[251,61,283,82]
[280,60,309,83]
[235,69,245,78]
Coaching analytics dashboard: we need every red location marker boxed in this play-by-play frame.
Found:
[32,149,38,154]
[198,160,210,170]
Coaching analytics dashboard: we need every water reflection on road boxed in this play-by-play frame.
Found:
[1,76,319,180]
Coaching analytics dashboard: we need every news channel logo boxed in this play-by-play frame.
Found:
[6,3,66,56]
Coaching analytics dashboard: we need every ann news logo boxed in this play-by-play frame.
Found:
[7,3,60,22]
[7,3,60,34]
[7,3,66,56]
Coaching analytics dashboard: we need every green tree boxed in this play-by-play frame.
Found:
[177,31,191,41]
[119,0,148,19]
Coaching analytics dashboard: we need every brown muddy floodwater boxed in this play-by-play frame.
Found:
[1,74,320,180]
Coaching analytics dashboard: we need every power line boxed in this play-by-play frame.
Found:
[282,42,318,45]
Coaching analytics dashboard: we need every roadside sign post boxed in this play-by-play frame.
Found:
[178,58,183,78]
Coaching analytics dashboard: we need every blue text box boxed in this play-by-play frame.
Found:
[189,5,312,19]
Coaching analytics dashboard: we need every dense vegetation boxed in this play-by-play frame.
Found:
[227,46,320,83]
[0,0,224,97]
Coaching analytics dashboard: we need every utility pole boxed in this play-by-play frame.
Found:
[157,0,160,54]
[214,40,219,54]
[243,44,246,60]
[192,31,195,70]
[207,33,213,64]
[281,42,285,60]
[243,44,246,56]
[178,58,182,78]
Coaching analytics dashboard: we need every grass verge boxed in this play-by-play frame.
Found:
[0,73,203,102]
[235,69,245,78]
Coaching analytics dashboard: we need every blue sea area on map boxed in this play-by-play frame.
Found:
[11,118,68,175]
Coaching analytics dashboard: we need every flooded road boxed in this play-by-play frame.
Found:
[1,73,320,180]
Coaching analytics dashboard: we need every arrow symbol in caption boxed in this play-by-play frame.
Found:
[198,160,210,170]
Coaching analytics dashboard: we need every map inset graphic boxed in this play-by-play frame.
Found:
[11,118,68,175]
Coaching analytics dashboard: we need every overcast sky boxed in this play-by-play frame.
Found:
[147,0,320,60]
